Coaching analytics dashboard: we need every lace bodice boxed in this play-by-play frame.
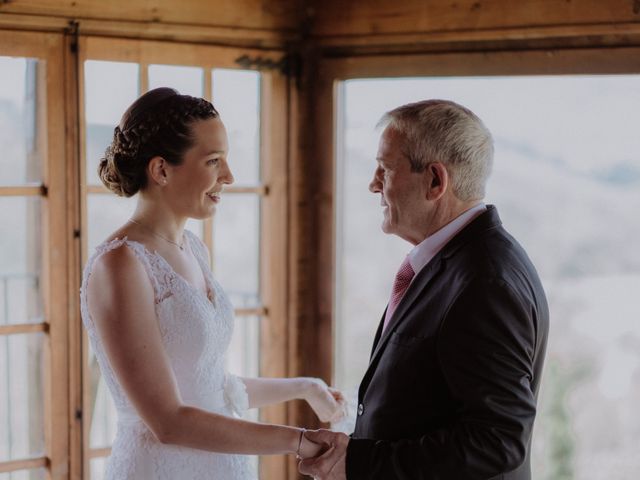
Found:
[80,231,254,479]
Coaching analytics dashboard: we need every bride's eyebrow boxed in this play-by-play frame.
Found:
[204,150,225,156]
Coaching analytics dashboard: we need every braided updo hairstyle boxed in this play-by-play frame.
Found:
[98,87,219,197]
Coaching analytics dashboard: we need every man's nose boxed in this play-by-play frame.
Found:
[369,172,381,193]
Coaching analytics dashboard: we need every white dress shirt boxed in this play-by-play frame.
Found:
[408,203,487,278]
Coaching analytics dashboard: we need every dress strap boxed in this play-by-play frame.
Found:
[80,238,166,325]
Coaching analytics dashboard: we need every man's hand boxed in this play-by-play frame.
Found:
[298,430,349,480]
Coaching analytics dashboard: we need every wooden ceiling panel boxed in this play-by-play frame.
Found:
[0,0,301,31]
[309,0,640,37]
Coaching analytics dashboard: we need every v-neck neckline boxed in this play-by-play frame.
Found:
[124,235,214,305]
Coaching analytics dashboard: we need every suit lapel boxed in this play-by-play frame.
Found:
[357,205,504,399]
[358,256,445,396]
[370,310,386,360]
[369,256,444,363]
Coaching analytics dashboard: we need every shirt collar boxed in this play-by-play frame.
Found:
[408,203,487,275]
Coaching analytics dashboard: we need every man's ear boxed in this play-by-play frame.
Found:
[425,162,449,201]
[147,156,168,186]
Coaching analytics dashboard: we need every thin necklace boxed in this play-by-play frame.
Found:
[128,219,185,251]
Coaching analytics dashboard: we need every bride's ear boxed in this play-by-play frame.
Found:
[148,156,169,186]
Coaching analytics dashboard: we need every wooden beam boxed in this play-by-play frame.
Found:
[39,29,72,480]
[285,46,337,479]
[0,0,301,33]
[0,322,48,336]
[64,22,85,480]
[0,28,62,58]
[81,35,285,71]
[315,22,640,56]
[0,185,46,196]
[235,307,268,317]
[310,0,640,37]
[202,69,214,255]
[86,184,267,195]
[0,456,48,474]
[88,447,112,459]
[319,46,640,80]
[0,13,297,49]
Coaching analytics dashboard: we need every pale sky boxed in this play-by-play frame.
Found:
[344,75,640,174]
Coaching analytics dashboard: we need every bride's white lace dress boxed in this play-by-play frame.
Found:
[80,230,256,479]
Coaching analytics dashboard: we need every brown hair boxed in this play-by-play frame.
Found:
[98,87,219,197]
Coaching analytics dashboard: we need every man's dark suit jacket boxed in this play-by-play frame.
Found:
[346,205,549,480]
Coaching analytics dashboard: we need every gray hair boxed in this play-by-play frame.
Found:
[377,99,494,201]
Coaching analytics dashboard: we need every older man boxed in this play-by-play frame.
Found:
[299,100,549,479]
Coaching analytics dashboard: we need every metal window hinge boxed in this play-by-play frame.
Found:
[65,20,80,53]
[235,52,302,79]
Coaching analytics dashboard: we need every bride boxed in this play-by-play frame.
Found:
[80,87,343,479]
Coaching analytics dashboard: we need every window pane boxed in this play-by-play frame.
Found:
[335,75,640,479]
[0,197,43,325]
[227,315,260,424]
[0,56,44,185]
[87,194,203,254]
[212,69,260,185]
[0,333,45,462]
[212,194,260,308]
[85,61,139,185]
[88,341,117,448]
[0,468,46,480]
[149,65,203,97]
[90,457,108,480]
[227,315,260,379]
[87,194,137,254]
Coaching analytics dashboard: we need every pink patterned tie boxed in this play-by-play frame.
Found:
[383,256,415,332]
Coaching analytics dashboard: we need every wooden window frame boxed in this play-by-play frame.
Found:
[6,15,639,480]
[0,29,71,480]
[75,35,291,480]
[299,45,640,390]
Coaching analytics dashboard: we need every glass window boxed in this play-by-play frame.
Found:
[0,197,42,325]
[84,61,140,185]
[149,64,203,97]
[86,195,137,253]
[212,69,261,186]
[87,342,117,450]
[0,56,44,185]
[227,315,261,379]
[212,194,260,308]
[0,468,46,480]
[90,457,108,480]
[0,333,45,462]
[334,75,640,479]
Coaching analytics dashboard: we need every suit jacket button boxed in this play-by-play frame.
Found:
[357,403,364,416]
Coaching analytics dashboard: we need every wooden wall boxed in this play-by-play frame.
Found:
[3,0,640,51]
[0,0,303,47]
[2,2,639,479]
[305,0,640,54]
[0,0,297,29]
